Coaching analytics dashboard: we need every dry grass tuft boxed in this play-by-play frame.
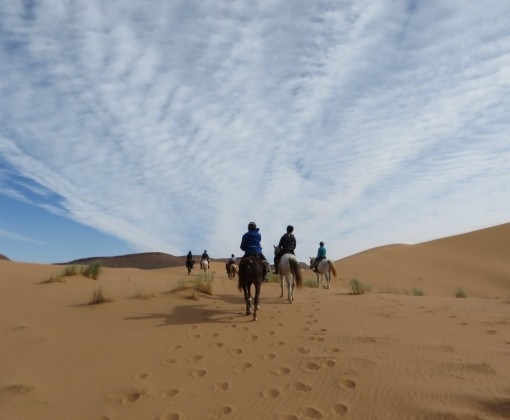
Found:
[89,286,113,304]
[350,278,371,295]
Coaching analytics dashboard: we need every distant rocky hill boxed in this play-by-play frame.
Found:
[56,252,199,270]
[56,252,308,270]
[0,254,10,261]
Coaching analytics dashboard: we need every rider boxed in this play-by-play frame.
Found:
[312,241,327,272]
[201,250,210,264]
[186,250,193,264]
[273,225,296,275]
[240,222,271,280]
[226,254,236,274]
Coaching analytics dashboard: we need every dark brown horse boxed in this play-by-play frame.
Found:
[238,255,265,321]
[186,259,195,275]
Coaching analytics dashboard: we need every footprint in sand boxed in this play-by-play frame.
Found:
[300,362,321,373]
[162,358,177,366]
[170,345,183,352]
[297,347,311,354]
[322,359,336,368]
[229,348,243,356]
[212,342,225,348]
[213,382,229,392]
[188,355,204,363]
[187,333,201,340]
[121,390,145,404]
[271,367,291,376]
[336,378,356,390]
[161,388,179,399]
[262,353,276,360]
[273,340,286,347]
[210,332,220,337]
[234,362,253,373]
[327,347,341,354]
[289,382,312,393]
[208,406,233,419]
[246,335,258,343]
[262,387,281,398]
[299,406,323,419]
[330,403,348,416]
[279,415,298,420]
[191,369,207,378]
[158,414,180,420]
[187,325,199,331]
[265,330,276,336]
[134,372,149,380]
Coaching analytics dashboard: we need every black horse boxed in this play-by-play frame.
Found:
[238,255,265,321]
[186,259,195,275]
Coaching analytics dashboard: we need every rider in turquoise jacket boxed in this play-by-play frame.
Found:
[312,242,327,272]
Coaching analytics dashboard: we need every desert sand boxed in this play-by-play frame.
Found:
[1,224,509,419]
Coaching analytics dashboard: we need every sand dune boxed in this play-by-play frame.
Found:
[0,224,509,419]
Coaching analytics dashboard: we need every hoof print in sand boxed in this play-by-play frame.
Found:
[161,388,179,399]
[208,405,233,419]
[262,387,281,398]
[330,403,348,416]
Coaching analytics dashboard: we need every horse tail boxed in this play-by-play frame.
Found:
[289,258,303,289]
[329,260,337,278]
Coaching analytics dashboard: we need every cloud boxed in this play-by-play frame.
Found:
[1,0,509,262]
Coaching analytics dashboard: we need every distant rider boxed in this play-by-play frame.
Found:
[226,254,236,274]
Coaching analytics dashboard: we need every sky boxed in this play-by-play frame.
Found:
[1,0,509,265]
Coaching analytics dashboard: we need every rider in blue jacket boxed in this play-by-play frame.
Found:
[312,241,327,272]
[240,222,271,279]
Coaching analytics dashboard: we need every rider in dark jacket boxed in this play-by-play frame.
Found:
[273,225,296,274]
[240,222,271,279]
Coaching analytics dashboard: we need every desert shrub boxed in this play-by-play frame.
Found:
[133,290,156,299]
[304,278,318,288]
[193,277,213,295]
[350,278,371,295]
[41,273,66,284]
[454,289,467,298]
[62,265,81,277]
[378,285,400,294]
[412,288,424,296]
[82,262,102,280]
[89,286,113,304]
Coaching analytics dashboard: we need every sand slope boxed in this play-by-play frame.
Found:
[1,225,509,419]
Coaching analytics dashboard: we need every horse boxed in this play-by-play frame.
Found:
[278,253,303,303]
[200,259,209,273]
[309,257,337,289]
[185,259,195,275]
[227,263,238,280]
[238,255,265,321]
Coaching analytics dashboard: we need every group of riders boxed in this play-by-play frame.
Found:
[185,222,328,278]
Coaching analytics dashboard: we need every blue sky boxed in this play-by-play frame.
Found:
[1,0,509,264]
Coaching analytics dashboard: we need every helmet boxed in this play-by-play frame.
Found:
[231,254,234,257]
[248,222,257,230]
[320,241,324,246]
[286,225,294,233]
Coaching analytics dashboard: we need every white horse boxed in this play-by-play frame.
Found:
[228,263,238,280]
[309,257,337,289]
[278,253,303,303]
[200,259,209,273]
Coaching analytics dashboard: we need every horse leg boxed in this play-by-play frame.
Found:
[253,280,261,321]
[243,285,252,315]
[287,277,293,303]
[279,274,284,298]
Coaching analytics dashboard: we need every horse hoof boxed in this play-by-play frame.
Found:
[253,317,258,321]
